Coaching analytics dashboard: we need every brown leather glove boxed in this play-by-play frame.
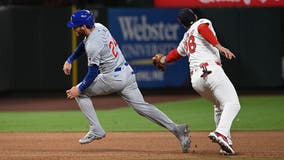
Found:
[152,54,166,71]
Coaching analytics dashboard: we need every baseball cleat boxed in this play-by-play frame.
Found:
[79,130,106,144]
[220,146,234,155]
[220,137,234,155]
[174,124,190,153]
[208,131,235,155]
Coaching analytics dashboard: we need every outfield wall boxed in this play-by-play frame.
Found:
[0,6,283,93]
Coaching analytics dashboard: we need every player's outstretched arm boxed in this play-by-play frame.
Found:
[152,48,182,71]
[197,23,236,60]
[215,44,236,60]
[63,41,85,75]
[66,41,85,63]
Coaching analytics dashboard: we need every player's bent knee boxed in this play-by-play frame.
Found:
[223,102,240,111]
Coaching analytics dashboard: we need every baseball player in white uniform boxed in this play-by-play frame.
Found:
[62,9,190,153]
[153,9,241,155]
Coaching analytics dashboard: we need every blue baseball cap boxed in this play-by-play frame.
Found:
[67,9,94,28]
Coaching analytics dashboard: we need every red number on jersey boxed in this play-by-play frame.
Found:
[187,35,196,53]
[108,38,118,58]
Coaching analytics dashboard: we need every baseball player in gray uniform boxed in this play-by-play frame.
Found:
[152,9,240,155]
[63,9,190,153]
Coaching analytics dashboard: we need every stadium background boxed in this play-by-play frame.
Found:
[0,0,283,97]
[0,1,283,160]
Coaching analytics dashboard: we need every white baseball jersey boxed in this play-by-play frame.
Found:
[175,18,240,139]
[83,23,126,74]
[177,18,221,70]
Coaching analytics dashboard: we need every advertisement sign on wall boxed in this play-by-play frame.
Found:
[108,8,189,88]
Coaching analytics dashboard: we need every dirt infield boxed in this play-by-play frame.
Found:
[0,131,283,160]
[0,95,283,159]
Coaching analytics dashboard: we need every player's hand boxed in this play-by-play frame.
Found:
[63,61,72,75]
[215,44,236,60]
[66,86,80,99]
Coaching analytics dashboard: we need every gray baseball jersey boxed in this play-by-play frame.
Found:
[75,23,179,139]
[84,23,126,73]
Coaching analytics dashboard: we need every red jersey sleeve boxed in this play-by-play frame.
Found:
[165,48,182,63]
[197,23,219,46]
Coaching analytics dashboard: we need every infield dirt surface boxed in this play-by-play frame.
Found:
[0,94,283,160]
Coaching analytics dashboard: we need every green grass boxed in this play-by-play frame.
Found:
[0,95,283,132]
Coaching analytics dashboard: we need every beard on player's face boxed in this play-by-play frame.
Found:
[76,30,85,37]
[73,26,86,37]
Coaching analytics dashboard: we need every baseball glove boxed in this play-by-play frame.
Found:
[152,54,166,71]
